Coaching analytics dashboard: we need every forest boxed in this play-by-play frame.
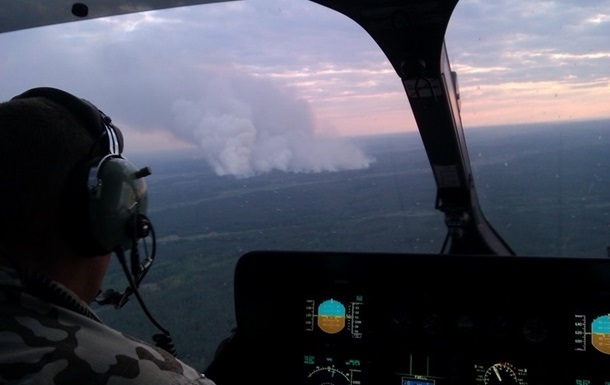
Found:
[97,119,610,369]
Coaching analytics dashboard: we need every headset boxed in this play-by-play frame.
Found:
[11,87,150,256]
[11,87,177,356]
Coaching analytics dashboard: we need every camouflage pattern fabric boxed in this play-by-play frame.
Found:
[0,264,216,384]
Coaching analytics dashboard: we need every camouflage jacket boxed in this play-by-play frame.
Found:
[0,262,216,385]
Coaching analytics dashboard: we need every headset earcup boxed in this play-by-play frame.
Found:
[88,155,148,253]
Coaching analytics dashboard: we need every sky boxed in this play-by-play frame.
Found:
[1,0,609,176]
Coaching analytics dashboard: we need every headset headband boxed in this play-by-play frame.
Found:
[11,87,124,155]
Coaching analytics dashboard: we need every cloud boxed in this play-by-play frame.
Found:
[1,0,609,142]
[0,0,378,178]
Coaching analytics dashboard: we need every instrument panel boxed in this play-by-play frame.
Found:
[205,251,610,385]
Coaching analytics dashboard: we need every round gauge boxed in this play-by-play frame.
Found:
[523,317,548,343]
[306,366,352,385]
[483,362,518,385]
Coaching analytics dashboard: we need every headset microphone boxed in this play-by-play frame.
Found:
[93,190,177,357]
[95,213,157,310]
[95,194,176,356]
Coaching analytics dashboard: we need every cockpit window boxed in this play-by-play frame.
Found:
[1,0,609,370]
[1,0,440,367]
[446,0,610,257]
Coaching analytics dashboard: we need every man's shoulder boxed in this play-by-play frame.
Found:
[0,284,215,385]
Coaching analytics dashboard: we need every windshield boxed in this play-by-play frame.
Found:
[446,0,610,258]
[1,0,608,370]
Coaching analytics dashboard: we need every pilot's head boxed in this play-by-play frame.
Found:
[0,87,148,302]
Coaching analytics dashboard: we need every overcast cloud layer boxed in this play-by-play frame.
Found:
[1,0,608,176]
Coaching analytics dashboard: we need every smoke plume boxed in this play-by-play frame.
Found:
[170,75,374,178]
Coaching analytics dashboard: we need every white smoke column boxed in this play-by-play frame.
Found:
[171,75,374,178]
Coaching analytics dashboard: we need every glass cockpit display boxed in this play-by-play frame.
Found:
[305,296,364,339]
[231,251,610,385]
[303,294,365,385]
[575,314,610,354]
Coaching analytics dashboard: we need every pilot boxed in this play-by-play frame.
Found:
[0,87,216,384]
